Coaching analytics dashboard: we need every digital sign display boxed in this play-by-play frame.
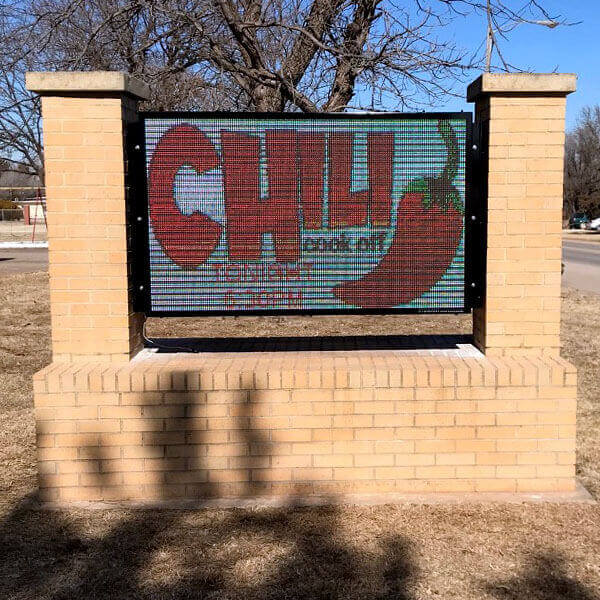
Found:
[140,113,469,315]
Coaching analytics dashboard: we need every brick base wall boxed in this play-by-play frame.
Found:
[33,351,577,503]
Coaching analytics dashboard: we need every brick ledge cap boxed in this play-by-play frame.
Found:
[33,352,578,392]
[467,72,576,101]
[26,71,150,100]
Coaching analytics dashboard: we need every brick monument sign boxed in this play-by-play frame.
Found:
[26,71,578,504]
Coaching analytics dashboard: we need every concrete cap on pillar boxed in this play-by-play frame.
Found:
[25,71,150,101]
[467,73,576,102]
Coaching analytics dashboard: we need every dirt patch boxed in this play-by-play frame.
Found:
[1,272,599,599]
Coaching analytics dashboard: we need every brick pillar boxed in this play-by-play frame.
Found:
[468,73,576,357]
[26,72,149,362]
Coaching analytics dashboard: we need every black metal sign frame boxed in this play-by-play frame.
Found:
[128,111,483,317]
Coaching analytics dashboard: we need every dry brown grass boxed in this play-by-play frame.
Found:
[1,271,599,599]
[1,501,599,599]
[560,289,600,498]
[0,272,50,503]
[146,308,471,339]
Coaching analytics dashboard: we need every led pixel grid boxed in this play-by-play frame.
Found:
[142,114,468,314]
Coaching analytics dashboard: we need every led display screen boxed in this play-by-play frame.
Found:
[140,113,469,314]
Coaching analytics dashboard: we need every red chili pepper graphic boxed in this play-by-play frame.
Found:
[333,120,464,308]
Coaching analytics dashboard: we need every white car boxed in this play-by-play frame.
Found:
[590,217,600,230]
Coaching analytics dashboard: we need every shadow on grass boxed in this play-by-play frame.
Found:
[6,373,416,598]
[486,552,599,600]
[0,493,418,599]
[1,494,597,599]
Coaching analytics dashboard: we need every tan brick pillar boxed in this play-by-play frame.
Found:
[26,72,149,362]
[468,73,576,357]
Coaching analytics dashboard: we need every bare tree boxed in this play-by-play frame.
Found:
[479,0,567,72]
[564,106,600,220]
[0,5,44,183]
[0,0,569,181]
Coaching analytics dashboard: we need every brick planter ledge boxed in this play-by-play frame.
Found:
[33,347,577,503]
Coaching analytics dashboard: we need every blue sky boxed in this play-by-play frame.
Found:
[408,0,597,131]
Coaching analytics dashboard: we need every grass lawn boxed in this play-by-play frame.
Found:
[1,271,599,599]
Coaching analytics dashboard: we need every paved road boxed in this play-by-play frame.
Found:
[563,239,600,294]
[0,247,48,273]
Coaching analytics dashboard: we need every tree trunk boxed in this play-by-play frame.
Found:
[252,84,286,112]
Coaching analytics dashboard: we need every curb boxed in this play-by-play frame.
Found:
[30,483,596,511]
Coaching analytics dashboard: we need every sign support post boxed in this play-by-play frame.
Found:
[467,73,576,357]
[26,71,149,362]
